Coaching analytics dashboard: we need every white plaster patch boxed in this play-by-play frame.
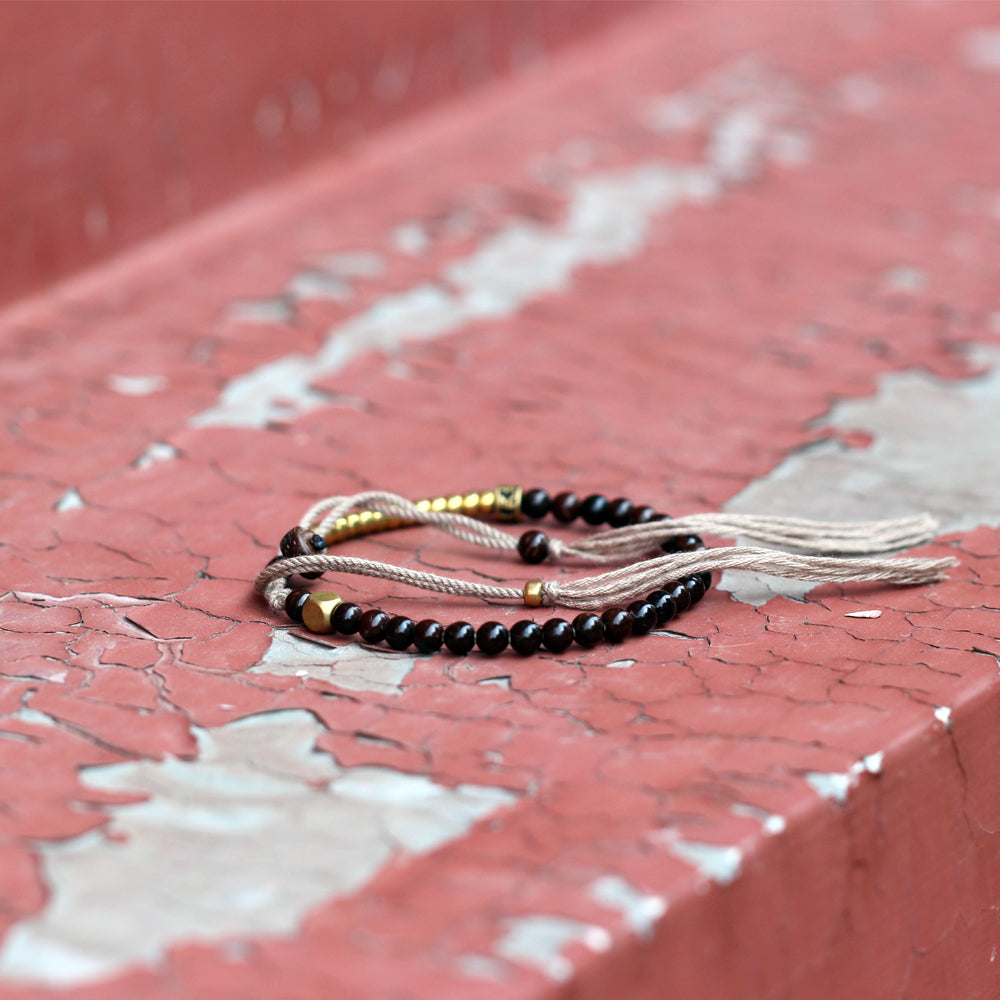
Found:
[959,26,1000,71]
[666,839,742,885]
[495,915,610,983]
[106,374,168,396]
[720,346,1000,604]
[55,488,84,512]
[193,58,814,430]
[0,711,515,986]
[832,73,885,114]
[805,770,854,804]
[285,270,352,302]
[134,441,178,469]
[934,705,953,730]
[589,875,666,938]
[251,628,418,694]
[845,609,882,618]
[729,801,787,835]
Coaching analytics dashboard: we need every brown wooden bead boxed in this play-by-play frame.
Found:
[551,491,581,522]
[280,526,328,579]
[517,529,549,564]
[284,589,310,623]
[601,606,632,643]
[359,609,390,643]
[413,619,444,653]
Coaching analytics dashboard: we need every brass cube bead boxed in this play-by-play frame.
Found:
[301,591,343,634]
[495,484,523,521]
[523,580,544,607]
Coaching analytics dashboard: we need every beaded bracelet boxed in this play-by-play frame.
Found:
[268,486,710,657]
[255,485,955,658]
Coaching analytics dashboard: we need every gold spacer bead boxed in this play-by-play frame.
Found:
[416,498,432,513]
[430,495,448,513]
[523,581,544,607]
[446,493,465,513]
[494,484,523,522]
[301,591,343,634]
[462,491,481,515]
[478,490,496,514]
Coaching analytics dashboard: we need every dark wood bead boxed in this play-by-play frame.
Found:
[601,607,632,643]
[280,526,327,579]
[517,529,549,564]
[647,590,676,626]
[661,533,705,553]
[627,600,657,635]
[669,581,692,614]
[284,589,310,623]
[573,612,604,648]
[444,621,475,655]
[606,497,634,528]
[683,575,707,604]
[476,621,509,656]
[331,602,363,635]
[385,616,415,650]
[521,489,551,519]
[359,609,390,643]
[580,494,610,525]
[698,570,712,591]
[542,618,574,652]
[551,491,581,522]
[631,505,658,524]
[510,620,543,656]
[413,619,444,653]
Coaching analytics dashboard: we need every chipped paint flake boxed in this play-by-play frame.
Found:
[934,705,953,730]
[134,442,178,469]
[661,837,743,885]
[730,802,787,835]
[55,488,84,512]
[105,374,168,396]
[251,629,418,694]
[589,875,666,938]
[495,916,610,982]
[0,711,515,986]
[845,609,882,619]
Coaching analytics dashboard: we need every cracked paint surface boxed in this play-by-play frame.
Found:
[2,3,1000,999]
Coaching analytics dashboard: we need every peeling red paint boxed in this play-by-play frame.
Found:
[2,1,1000,998]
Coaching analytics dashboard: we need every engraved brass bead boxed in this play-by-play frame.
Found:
[524,580,544,607]
[301,591,343,634]
[494,484,523,521]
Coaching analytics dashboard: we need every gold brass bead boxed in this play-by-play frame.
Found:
[462,492,481,515]
[494,484,523,522]
[478,490,496,514]
[430,495,448,513]
[523,580,544,607]
[446,493,465,513]
[301,591,343,634]
[416,498,432,512]
[345,513,361,533]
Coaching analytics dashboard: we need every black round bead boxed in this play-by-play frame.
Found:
[669,581,692,614]
[332,602,363,634]
[385,616,416,650]
[359,609,390,643]
[510,620,543,656]
[542,618,574,653]
[683,575,707,604]
[413,619,444,653]
[631,505,658,524]
[662,533,705,553]
[573,612,604,648]
[580,494,610,525]
[444,621,476,655]
[601,607,632,643]
[647,590,676,626]
[517,529,549,564]
[521,489,551,519]
[476,621,509,656]
[606,497,635,528]
[627,600,657,635]
[284,589,310,623]
[551,491,581,522]
[698,570,712,590]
